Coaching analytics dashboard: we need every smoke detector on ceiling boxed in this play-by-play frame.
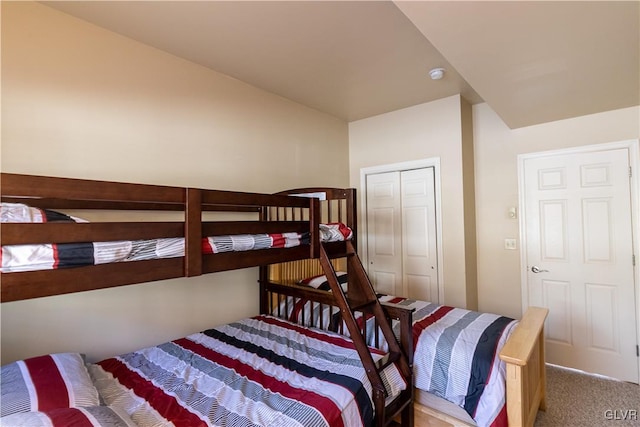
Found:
[429,68,445,80]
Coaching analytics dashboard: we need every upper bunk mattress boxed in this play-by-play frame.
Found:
[0,203,352,273]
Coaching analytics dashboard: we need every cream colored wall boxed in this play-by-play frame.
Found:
[349,95,474,308]
[0,2,349,364]
[474,104,640,319]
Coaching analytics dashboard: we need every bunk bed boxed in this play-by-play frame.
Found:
[0,172,413,427]
[260,188,548,427]
[0,173,547,427]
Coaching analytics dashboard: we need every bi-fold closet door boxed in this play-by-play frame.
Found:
[365,167,438,302]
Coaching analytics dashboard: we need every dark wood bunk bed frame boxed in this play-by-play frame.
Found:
[1,173,547,427]
[0,172,413,427]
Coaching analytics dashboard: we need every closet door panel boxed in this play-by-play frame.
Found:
[401,168,438,300]
[366,171,402,295]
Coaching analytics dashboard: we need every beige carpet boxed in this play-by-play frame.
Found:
[534,364,640,426]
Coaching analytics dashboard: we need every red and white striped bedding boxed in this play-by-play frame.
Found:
[88,315,406,427]
[0,406,136,427]
[275,294,517,427]
[0,203,352,273]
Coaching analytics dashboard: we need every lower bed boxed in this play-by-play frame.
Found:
[1,315,407,427]
[267,276,547,427]
[276,294,515,426]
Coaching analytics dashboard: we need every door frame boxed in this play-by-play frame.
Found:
[360,157,444,304]
[517,139,640,377]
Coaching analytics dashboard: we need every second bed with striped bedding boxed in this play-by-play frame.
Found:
[276,293,518,427]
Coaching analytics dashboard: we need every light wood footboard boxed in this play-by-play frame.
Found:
[499,306,548,427]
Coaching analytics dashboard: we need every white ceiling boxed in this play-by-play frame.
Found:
[43,1,639,129]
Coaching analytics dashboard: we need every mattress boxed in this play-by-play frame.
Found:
[0,203,352,273]
[275,292,517,427]
[88,315,406,427]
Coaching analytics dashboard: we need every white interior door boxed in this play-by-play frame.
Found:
[523,147,638,382]
[366,168,438,300]
[401,168,438,301]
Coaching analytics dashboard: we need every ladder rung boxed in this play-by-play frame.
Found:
[321,242,356,259]
[349,299,377,312]
[323,251,353,259]
[375,351,401,371]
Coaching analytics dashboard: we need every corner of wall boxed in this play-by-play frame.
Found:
[461,97,479,310]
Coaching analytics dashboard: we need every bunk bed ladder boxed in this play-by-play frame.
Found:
[319,241,414,427]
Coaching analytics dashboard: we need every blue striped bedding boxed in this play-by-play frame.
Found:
[275,294,517,427]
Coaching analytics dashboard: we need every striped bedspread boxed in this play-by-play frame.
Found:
[275,295,517,427]
[0,203,352,273]
[89,315,406,427]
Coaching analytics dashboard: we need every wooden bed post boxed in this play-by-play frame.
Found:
[537,325,547,412]
[259,205,269,315]
[345,188,357,252]
[185,188,202,277]
[309,197,320,259]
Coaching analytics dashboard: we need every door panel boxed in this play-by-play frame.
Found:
[585,283,617,351]
[542,279,572,344]
[540,200,568,261]
[373,208,396,256]
[366,172,402,295]
[406,274,434,302]
[401,168,438,300]
[524,148,638,382]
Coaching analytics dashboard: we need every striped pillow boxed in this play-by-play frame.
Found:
[0,353,99,417]
[0,406,136,427]
[298,272,348,292]
[0,202,84,223]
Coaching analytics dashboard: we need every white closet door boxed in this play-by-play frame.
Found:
[401,168,438,301]
[366,168,438,301]
[366,171,402,295]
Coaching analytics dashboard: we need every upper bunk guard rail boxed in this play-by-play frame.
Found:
[1,173,313,212]
[0,173,324,302]
[273,187,357,252]
[1,173,186,210]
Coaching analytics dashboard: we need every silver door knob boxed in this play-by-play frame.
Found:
[531,266,549,273]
